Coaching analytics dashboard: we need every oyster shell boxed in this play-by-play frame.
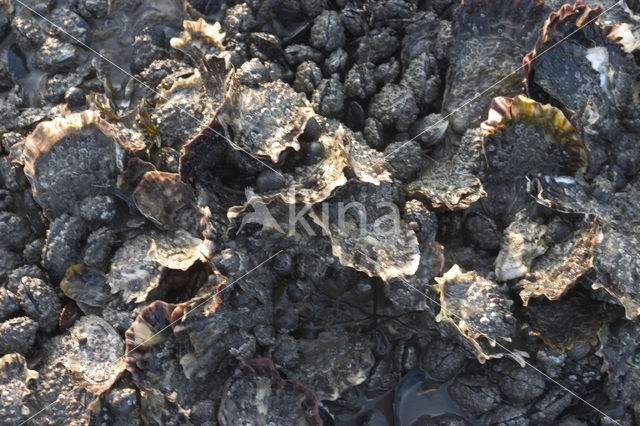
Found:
[529,176,640,319]
[19,110,127,219]
[434,265,528,365]
[495,209,548,282]
[0,353,38,424]
[170,18,225,58]
[132,171,199,231]
[60,264,110,309]
[481,95,589,182]
[310,180,420,281]
[216,76,315,163]
[406,127,486,210]
[62,315,125,394]
[218,358,322,425]
[443,0,548,133]
[518,220,601,305]
[107,230,206,304]
[525,294,613,352]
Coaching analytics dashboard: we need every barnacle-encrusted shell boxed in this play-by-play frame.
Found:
[217,77,315,163]
[310,180,420,281]
[435,265,528,365]
[522,1,639,142]
[495,210,548,282]
[0,353,38,424]
[170,18,225,57]
[133,171,199,231]
[62,315,125,394]
[518,221,601,305]
[218,358,322,426]
[443,0,548,133]
[529,176,640,319]
[406,127,486,210]
[20,110,126,219]
[481,95,589,179]
[525,294,612,352]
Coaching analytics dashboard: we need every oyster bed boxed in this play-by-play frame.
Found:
[0,0,640,424]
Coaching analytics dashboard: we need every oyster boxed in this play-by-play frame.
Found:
[107,230,206,304]
[310,180,420,281]
[494,209,548,282]
[170,18,225,58]
[523,1,639,142]
[62,315,125,394]
[132,171,200,231]
[283,331,375,401]
[525,293,613,352]
[18,110,128,219]
[480,95,589,182]
[443,0,548,133]
[216,76,315,163]
[0,353,38,425]
[518,220,601,305]
[434,265,527,365]
[406,127,486,210]
[530,176,640,319]
[60,264,110,310]
[218,358,322,425]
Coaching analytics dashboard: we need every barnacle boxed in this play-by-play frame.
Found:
[435,265,528,366]
[18,110,128,219]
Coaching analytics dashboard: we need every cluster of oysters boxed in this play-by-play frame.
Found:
[1,0,640,424]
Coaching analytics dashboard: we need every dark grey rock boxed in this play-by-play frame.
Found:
[363,117,385,150]
[355,28,399,64]
[400,52,440,106]
[79,195,116,223]
[237,58,269,86]
[43,214,89,283]
[421,338,468,382]
[41,73,83,104]
[11,16,44,50]
[32,36,81,73]
[483,405,529,426]
[83,227,115,271]
[50,8,91,45]
[22,237,45,264]
[491,359,546,404]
